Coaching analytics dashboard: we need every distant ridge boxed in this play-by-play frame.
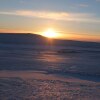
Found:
[0,33,100,48]
[0,33,47,45]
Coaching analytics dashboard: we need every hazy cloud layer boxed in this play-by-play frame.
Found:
[0,10,100,23]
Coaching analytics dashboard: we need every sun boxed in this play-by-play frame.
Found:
[43,29,57,38]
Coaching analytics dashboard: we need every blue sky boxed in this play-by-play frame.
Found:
[0,0,100,41]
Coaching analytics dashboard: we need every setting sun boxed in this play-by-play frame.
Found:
[43,29,57,38]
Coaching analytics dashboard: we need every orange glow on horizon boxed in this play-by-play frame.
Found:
[0,28,99,42]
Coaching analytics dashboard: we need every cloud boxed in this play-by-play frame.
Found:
[96,0,100,2]
[78,4,89,7]
[0,10,100,23]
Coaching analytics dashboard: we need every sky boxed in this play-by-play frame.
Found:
[0,0,100,42]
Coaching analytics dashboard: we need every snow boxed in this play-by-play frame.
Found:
[0,71,100,100]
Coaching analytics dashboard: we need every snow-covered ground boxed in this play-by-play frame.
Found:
[0,71,100,100]
[0,43,100,99]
